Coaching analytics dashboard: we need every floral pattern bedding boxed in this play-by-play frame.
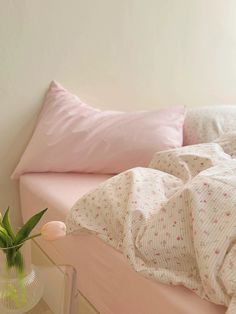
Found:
[66,135,236,313]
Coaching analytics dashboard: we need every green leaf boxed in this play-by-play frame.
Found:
[0,226,13,247]
[2,207,15,240]
[0,236,5,248]
[14,208,48,245]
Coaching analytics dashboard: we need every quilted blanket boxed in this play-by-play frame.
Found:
[66,134,236,313]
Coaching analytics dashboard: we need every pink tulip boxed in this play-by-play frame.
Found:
[41,221,66,241]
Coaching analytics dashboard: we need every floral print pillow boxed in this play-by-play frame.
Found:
[184,105,236,145]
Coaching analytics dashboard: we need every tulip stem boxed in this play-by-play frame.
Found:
[24,233,42,242]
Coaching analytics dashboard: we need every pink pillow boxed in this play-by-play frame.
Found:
[12,81,185,179]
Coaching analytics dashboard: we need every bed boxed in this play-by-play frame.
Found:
[20,173,226,314]
[12,82,236,314]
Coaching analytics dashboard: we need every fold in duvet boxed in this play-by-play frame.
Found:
[66,136,236,313]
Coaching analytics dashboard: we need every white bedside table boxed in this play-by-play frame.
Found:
[27,240,77,314]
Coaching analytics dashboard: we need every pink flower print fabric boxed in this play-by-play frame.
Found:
[149,143,230,182]
[214,132,236,159]
[66,138,236,313]
[183,105,236,145]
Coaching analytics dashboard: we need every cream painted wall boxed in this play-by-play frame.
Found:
[1,0,236,227]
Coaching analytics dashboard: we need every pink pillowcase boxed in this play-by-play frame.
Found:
[12,81,185,179]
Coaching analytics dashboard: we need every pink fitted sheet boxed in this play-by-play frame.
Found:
[20,173,226,314]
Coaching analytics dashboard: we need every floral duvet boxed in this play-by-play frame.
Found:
[66,134,236,313]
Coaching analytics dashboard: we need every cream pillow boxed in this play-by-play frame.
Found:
[184,105,236,145]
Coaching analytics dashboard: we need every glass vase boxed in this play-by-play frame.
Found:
[0,240,44,314]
